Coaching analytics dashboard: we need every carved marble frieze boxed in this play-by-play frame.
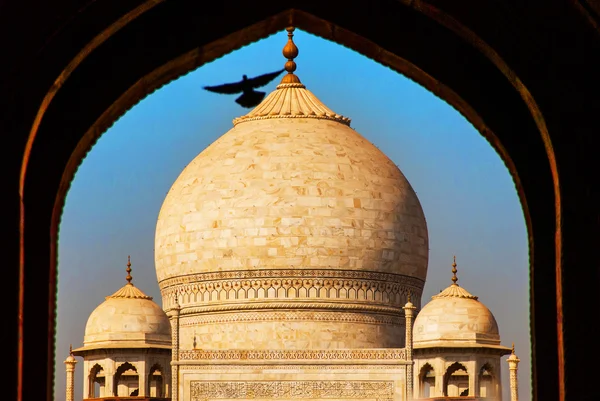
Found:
[178,364,406,370]
[160,269,423,312]
[178,310,405,326]
[179,349,407,362]
[189,380,395,400]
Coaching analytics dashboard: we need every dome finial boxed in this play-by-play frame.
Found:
[407,291,412,303]
[69,344,73,356]
[126,255,133,285]
[280,27,301,84]
[451,255,458,285]
[511,342,515,354]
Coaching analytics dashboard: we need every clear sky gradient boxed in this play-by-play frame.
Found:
[55,29,530,401]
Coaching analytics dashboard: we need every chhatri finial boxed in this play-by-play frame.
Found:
[451,255,458,285]
[126,255,133,285]
[511,342,515,354]
[280,27,301,84]
[69,344,73,356]
[407,291,412,303]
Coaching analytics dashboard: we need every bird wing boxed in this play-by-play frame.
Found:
[247,69,286,89]
[203,79,245,95]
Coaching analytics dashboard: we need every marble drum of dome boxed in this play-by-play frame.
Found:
[154,31,429,350]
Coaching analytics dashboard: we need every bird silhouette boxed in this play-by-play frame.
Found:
[203,69,285,108]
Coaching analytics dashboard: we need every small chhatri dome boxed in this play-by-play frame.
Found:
[155,27,428,350]
[413,258,505,348]
[76,258,171,351]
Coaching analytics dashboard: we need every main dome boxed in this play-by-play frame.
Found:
[155,115,428,282]
[154,28,428,350]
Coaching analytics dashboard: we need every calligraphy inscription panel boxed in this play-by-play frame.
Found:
[190,380,395,400]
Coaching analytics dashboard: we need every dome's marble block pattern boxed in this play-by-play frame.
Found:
[155,118,428,283]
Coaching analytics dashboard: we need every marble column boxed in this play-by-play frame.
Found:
[64,346,77,401]
[403,295,416,401]
[138,359,147,397]
[170,302,181,401]
[507,344,520,401]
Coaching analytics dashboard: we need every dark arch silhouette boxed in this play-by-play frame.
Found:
[479,363,496,398]
[419,363,436,398]
[88,363,104,398]
[4,2,600,401]
[443,362,469,397]
[147,363,164,397]
[113,362,139,397]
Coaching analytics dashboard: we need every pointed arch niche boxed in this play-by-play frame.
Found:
[87,363,105,398]
[418,363,436,398]
[147,363,165,397]
[443,362,469,397]
[113,362,139,397]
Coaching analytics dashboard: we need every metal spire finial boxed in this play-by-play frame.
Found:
[126,255,133,285]
[280,27,301,84]
[69,344,73,356]
[512,342,515,354]
[451,255,458,285]
[407,291,412,303]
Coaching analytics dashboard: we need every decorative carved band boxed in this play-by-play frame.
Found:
[160,269,423,310]
[177,301,408,316]
[180,364,407,370]
[160,269,425,289]
[190,380,395,400]
[179,310,405,326]
[180,349,407,361]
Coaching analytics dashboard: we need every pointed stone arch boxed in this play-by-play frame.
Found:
[479,362,497,398]
[147,362,165,397]
[12,1,600,400]
[418,362,436,398]
[113,361,139,397]
[443,362,469,397]
[87,363,105,398]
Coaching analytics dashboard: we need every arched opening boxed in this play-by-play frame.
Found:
[87,364,105,399]
[15,1,596,400]
[147,363,164,398]
[479,363,496,398]
[113,362,139,397]
[443,362,469,397]
[53,26,531,401]
[419,363,436,398]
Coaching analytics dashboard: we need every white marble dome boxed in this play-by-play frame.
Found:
[413,275,501,347]
[155,115,428,283]
[154,30,429,349]
[82,280,171,349]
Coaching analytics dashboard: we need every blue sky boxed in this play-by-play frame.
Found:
[55,29,530,400]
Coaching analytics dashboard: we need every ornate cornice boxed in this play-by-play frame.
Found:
[159,269,424,311]
[177,300,406,316]
[180,349,407,362]
[179,310,405,326]
[179,364,406,370]
[159,269,425,289]
[413,346,511,356]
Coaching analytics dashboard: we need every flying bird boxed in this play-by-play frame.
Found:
[203,69,285,108]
